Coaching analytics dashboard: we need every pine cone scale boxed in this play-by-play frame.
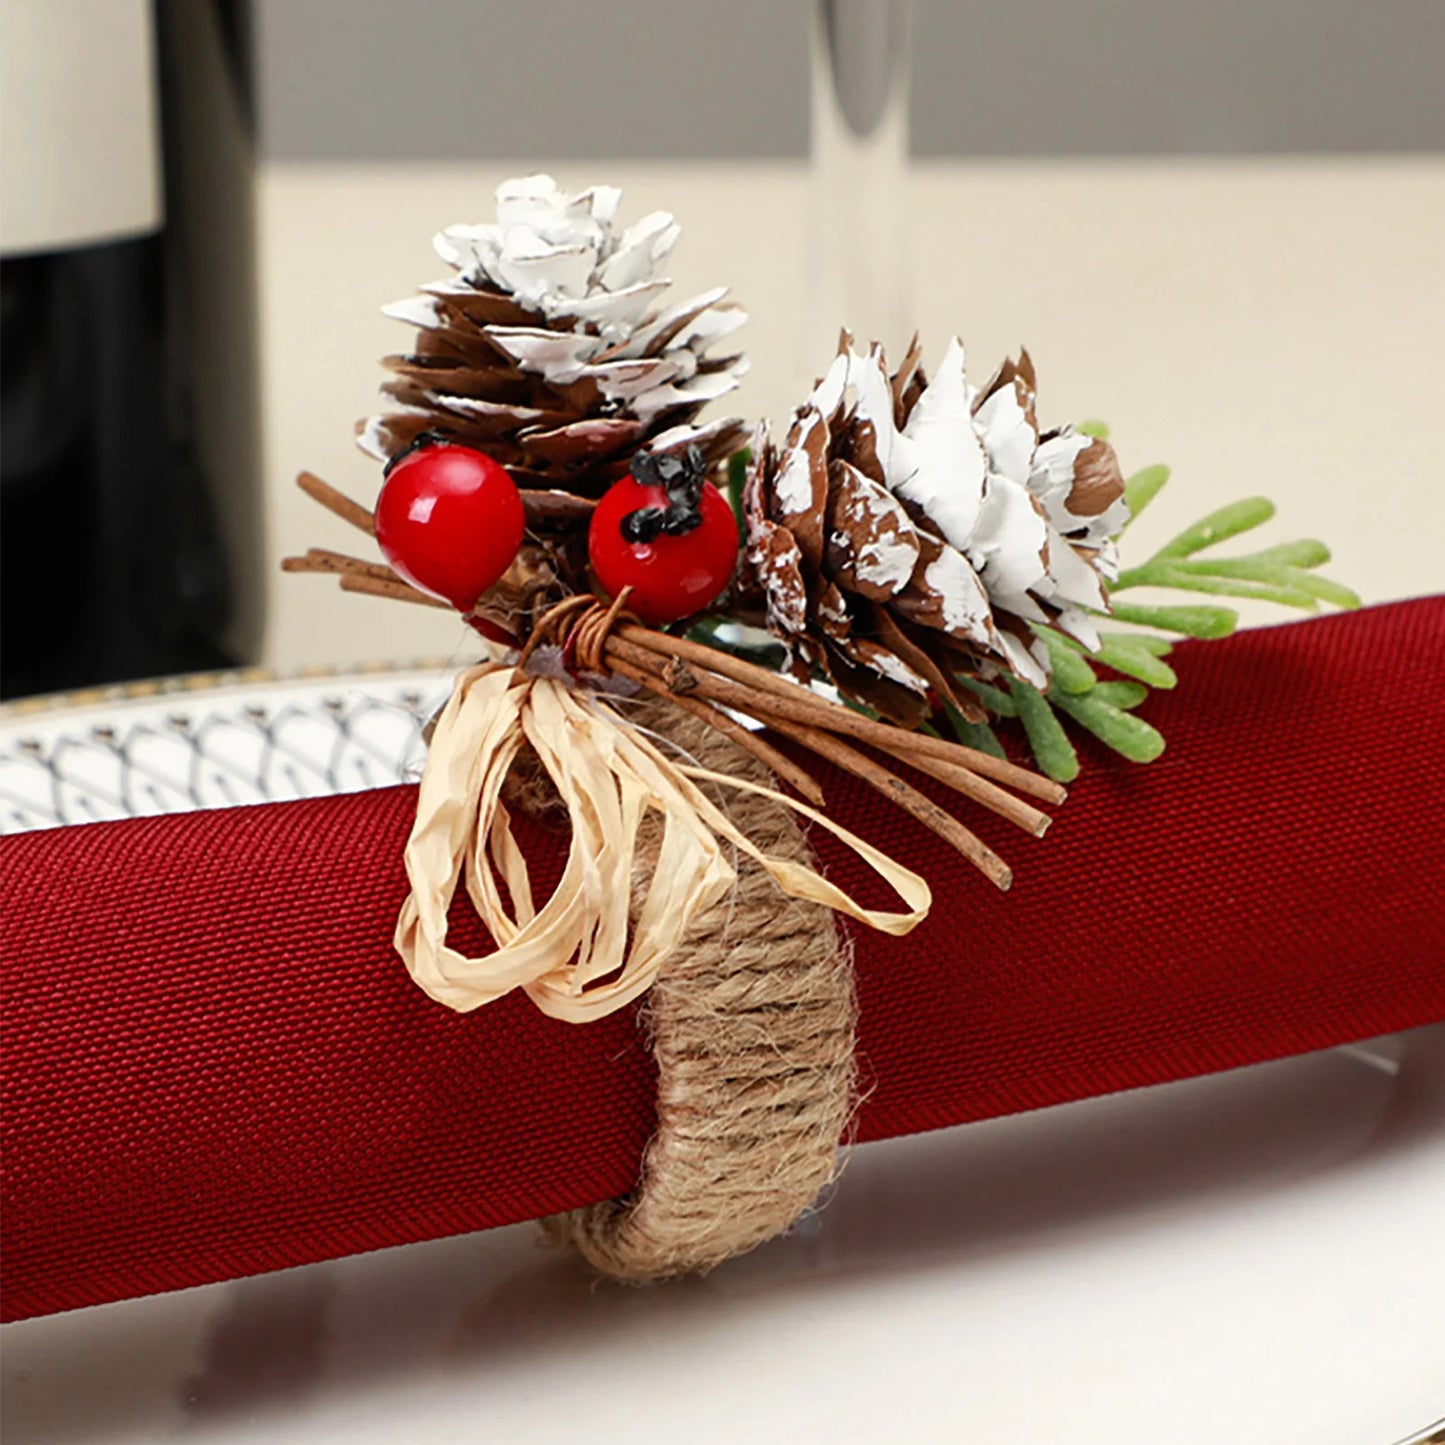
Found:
[824,456,921,602]
[417,285,536,330]
[773,410,830,569]
[520,418,646,467]
[1064,437,1127,519]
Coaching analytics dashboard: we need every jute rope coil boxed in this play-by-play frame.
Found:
[543,700,856,1279]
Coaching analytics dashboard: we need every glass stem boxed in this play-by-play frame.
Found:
[806,0,913,382]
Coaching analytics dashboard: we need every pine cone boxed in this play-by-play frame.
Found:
[743,339,1127,725]
[359,175,749,494]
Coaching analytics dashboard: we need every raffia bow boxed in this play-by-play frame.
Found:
[397,664,927,1022]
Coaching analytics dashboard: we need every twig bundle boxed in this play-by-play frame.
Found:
[598,614,1060,892]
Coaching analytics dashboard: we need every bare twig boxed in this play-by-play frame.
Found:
[297,472,376,536]
[338,573,450,609]
[613,627,1066,805]
[780,718,1012,891]
[281,547,398,586]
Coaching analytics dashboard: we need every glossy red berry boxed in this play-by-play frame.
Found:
[589,449,739,626]
[374,437,525,611]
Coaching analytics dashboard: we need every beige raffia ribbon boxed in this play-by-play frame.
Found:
[395,663,931,1023]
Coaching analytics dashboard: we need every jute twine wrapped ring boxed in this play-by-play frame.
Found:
[543,699,855,1279]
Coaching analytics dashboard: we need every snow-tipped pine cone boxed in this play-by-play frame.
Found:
[742,338,1128,725]
[360,175,749,494]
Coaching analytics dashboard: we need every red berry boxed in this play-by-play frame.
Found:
[589,467,739,626]
[374,440,524,611]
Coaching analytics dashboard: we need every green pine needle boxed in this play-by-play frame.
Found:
[1283,572,1361,610]
[685,614,787,668]
[1090,681,1149,710]
[943,702,1007,759]
[1107,600,1240,638]
[1177,557,1360,609]
[725,447,751,545]
[1122,464,1171,525]
[1032,626,1097,694]
[1093,634,1180,688]
[1154,496,1275,559]
[1110,491,1356,612]
[955,677,1018,717]
[1115,563,1319,609]
[1007,678,1080,783]
[1052,690,1166,763]
[946,459,1352,781]
[1249,539,1332,568]
[719,435,1354,791]
[1115,632,1175,657]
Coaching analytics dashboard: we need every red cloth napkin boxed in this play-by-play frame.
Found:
[3,599,1443,1322]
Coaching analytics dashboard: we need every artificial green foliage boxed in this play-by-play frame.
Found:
[942,701,1008,759]
[725,447,751,546]
[1121,464,1171,524]
[1150,496,1277,556]
[1111,495,1361,613]
[1051,688,1166,763]
[1007,676,1081,783]
[1090,633,1178,689]
[995,460,1359,781]
[955,677,1016,716]
[1089,681,1149,709]
[1105,600,1238,638]
[1032,626,1096,693]
[684,612,786,669]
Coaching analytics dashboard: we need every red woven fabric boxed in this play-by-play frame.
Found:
[3,599,1443,1321]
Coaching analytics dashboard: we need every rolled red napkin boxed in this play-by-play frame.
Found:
[4,598,1444,1322]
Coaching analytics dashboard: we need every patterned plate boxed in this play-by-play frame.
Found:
[0,667,454,835]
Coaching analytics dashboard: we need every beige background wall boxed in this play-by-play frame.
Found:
[261,156,1445,670]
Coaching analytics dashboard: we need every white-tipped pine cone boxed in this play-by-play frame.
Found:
[743,339,1128,723]
[360,175,749,492]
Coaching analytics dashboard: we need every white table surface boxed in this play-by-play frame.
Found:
[4,1028,1443,1444]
